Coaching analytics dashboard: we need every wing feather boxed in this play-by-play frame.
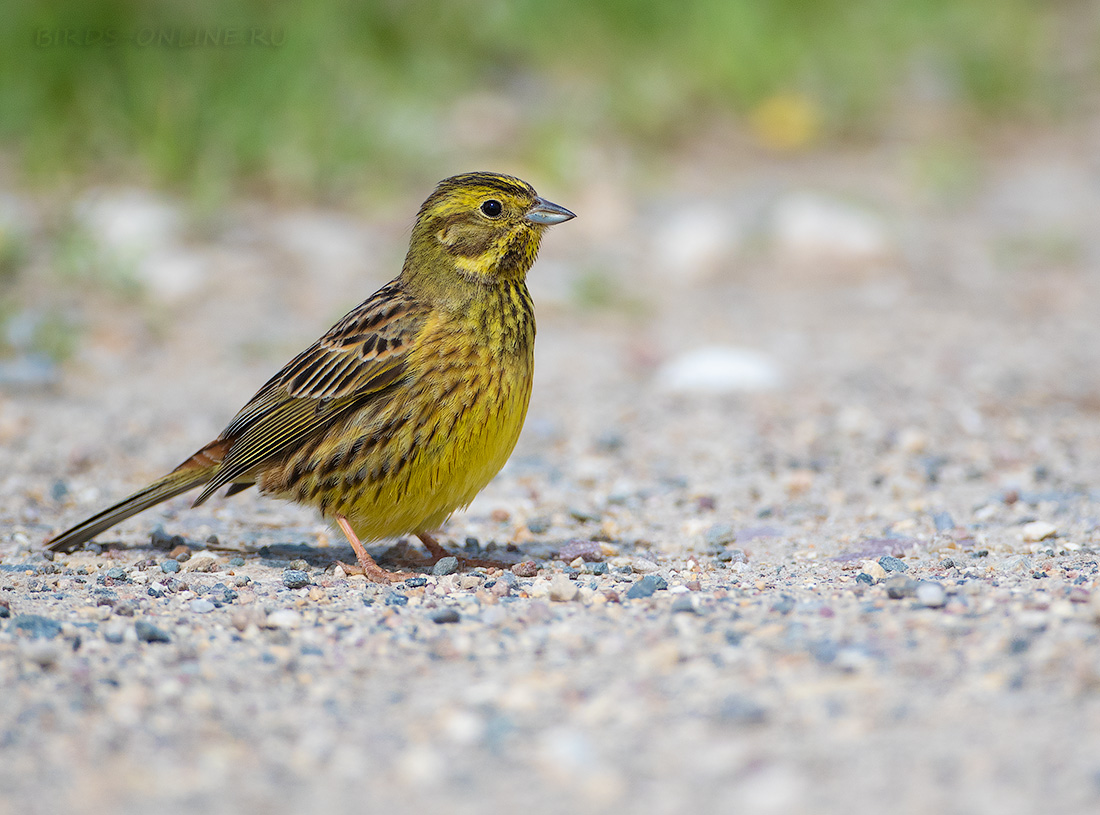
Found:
[193,281,427,505]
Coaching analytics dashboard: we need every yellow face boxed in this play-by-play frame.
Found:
[407,172,575,284]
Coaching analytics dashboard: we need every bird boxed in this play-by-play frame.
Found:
[46,172,575,582]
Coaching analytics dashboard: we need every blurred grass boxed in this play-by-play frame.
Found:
[0,0,1080,202]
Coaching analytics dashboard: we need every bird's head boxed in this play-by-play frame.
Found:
[403,172,574,290]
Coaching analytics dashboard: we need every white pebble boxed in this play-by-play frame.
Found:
[265,609,302,629]
[1021,521,1057,542]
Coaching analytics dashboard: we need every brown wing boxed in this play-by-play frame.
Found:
[192,280,428,505]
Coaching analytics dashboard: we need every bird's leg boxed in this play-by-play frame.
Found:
[335,515,415,583]
[417,533,517,570]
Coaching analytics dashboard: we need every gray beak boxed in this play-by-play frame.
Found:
[525,197,576,225]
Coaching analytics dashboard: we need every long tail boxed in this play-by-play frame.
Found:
[47,441,231,554]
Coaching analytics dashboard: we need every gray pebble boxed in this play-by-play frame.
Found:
[885,576,919,599]
[526,517,551,534]
[233,575,251,587]
[670,594,699,614]
[855,572,874,585]
[626,575,663,599]
[405,576,428,588]
[915,581,947,608]
[770,596,796,615]
[385,592,409,606]
[11,614,62,640]
[282,569,311,589]
[134,620,171,643]
[878,556,908,573]
[112,601,136,617]
[430,608,461,624]
[704,523,736,549]
[228,557,245,567]
[190,599,216,614]
[932,511,956,532]
[104,567,127,581]
[433,556,459,576]
[160,560,181,574]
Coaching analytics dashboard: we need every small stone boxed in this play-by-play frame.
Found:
[526,517,551,534]
[11,614,63,640]
[490,580,512,597]
[190,599,215,614]
[228,557,245,567]
[556,540,604,562]
[405,576,428,588]
[704,523,736,549]
[433,557,459,576]
[631,558,660,574]
[861,560,888,580]
[170,545,191,561]
[716,548,748,564]
[586,562,609,575]
[671,595,699,614]
[184,553,219,573]
[150,528,186,551]
[112,601,136,617]
[430,608,460,624]
[549,575,579,602]
[569,508,600,523]
[134,620,171,643]
[282,569,311,589]
[855,572,874,585]
[385,592,409,606]
[931,511,956,532]
[885,576,919,599]
[512,561,538,578]
[770,595,796,615]
[878,555,908,573]
[1021,521,1057,542]
[160,559,181,574]
[626,575,661,599]
[915,581,947,608]
[104,566,127,581]
[265,609,301,629]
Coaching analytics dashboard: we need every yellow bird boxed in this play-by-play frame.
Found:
[47,172,575,581]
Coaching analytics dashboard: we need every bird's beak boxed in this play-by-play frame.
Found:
[525,197,576,225]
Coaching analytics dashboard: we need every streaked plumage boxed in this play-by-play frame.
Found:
[47,172,575,581]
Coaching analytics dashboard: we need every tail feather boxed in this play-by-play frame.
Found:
[47,464,215,554]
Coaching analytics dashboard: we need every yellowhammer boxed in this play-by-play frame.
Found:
[47,172,575,582]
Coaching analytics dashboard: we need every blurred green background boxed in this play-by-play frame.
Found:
[0,0,1094,371]
[0,0,1083,202]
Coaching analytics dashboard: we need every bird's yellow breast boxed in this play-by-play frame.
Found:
[265,280,536,541]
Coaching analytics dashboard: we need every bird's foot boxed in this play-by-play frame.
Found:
[335,515,417,584]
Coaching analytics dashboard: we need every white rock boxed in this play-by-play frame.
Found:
[265,609,302,629]
[861,560,888,580]
[657,346,782,394]
[915,581,947,608]
[772,192,890,264]
[549,575,579,602]
[1021,521,1057,542]
[631,558,661,574]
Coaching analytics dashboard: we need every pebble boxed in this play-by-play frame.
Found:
[878,556,908,573]
[1021,521,1057,542]
[915,581,947,608]
[264,609,301,629]
[190,599,215,614]
[512,561,538,577]
[932,511,956,532]
[282,569,311,589]
[626,575,664,599]
[861,560,888,580]
[184,553,219,573]
[549,575,579,602]
[433,557,459,576]
[160,559,181,574]
[104,567,127,581]
[657,346,783,394]
[430,608,461,624]
[556,540,604,562]
[134,620,171,643]
[704,523,736,548]
[526,517,550,534]
[11,614,63,639]
[385,592,409,606]
[670,594,699,614]
[631,558,660,574]
[885,576,919,599]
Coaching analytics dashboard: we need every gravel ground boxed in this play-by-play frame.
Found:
[3,140,1100,815]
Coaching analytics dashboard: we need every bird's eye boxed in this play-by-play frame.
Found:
[480,199,503,218]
